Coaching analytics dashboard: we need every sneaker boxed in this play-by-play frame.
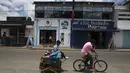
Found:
[88,68,95,71]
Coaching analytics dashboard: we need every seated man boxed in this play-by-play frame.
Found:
[48,40,66,70]
[49,47,61,59]
[50,40,66,59]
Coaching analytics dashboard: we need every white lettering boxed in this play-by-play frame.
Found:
[72,21,79,25]
[88,25,107,29]
[90,21,109,25]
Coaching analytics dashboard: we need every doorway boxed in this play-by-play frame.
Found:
[40,30,56,45]
[89,31,106,49]
[9,27,25,45]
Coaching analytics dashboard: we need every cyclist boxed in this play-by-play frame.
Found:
[81,40,97,70]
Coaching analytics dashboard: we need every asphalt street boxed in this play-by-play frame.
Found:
[0,48,130,73]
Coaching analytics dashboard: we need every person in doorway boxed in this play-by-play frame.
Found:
[81,41,97,71]
[49,36,53,47]
[2,32,6,46]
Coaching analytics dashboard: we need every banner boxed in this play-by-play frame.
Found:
[71,20,114,30]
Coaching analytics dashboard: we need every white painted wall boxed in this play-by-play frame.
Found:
[113,31,123,48]
[34,19,37,46]
[114,6,127,10]
[117,20,130,30]
[38,18,58,27]
[1,28,9,37]
[60,19,71,47]
[25,28,34,38]
[34,18,71,47]
[37,19,59,46]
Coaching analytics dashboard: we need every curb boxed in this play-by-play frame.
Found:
[1,47,130,52]
[0,47,81,51]
[103,50,130,52]
[29,48,81,51]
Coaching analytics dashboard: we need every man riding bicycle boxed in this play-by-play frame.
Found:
[81,40,97,70]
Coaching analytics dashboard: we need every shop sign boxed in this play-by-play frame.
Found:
[71,20,114,30]
[61,21,69,29]
[7,17,26,21]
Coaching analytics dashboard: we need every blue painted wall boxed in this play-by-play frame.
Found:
[71,30,89,48]
[71,31,112,49]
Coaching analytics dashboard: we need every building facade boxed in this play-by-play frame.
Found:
[0,17,34,46]
[34,1,117,48]
[113,1,130,49]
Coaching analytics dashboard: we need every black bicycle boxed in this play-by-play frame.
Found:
[73,54,108,72]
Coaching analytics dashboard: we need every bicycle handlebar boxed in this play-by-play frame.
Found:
[62,56,70,63]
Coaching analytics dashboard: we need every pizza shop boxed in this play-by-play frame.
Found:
[71,20,117,49]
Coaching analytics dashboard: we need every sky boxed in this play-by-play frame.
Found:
[0,0,125,21]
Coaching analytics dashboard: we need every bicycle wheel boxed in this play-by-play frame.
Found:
[73,59,85,71]
[94,60,108,72]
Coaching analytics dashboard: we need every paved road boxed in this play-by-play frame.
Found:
[0,48,130,73]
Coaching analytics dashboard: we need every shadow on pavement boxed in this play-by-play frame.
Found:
[72,69,107,73]
[61,69,68,72]
[83,70,107,73]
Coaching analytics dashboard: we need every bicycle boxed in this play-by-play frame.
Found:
[73,54,108,72]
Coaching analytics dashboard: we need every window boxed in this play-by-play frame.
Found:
[75,11,83,18]
[83,12,102,19]
[119,14,130,16]
[63,11,72,18]
[102,12,112,19]
[35,5,113,19]
[83,7,113,12]
[118,18,130,20]
[36,12,44,18]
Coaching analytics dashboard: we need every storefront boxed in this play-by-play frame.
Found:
[0,17,34,46]
[113,5,130,49]
[33,1,115,48]
[34,19,71,47]
[71,20,117,49]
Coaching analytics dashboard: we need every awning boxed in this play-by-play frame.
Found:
[72,28,120,32]
[0,24,22,26]
[26,25,33,28]
[39,26,57,30]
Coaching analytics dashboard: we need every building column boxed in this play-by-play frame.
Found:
[34,19,39,46]
[57,19,60,41]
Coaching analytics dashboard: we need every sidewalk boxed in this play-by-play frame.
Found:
[0,46,130,52]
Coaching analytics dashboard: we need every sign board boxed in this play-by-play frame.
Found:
[71,20,114,30]
[61,21,69,29]
[7,17,26,21]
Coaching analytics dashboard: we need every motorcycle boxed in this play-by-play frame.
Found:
[39,49,69,73]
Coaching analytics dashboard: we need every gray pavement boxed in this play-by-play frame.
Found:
[0,48,130,73]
